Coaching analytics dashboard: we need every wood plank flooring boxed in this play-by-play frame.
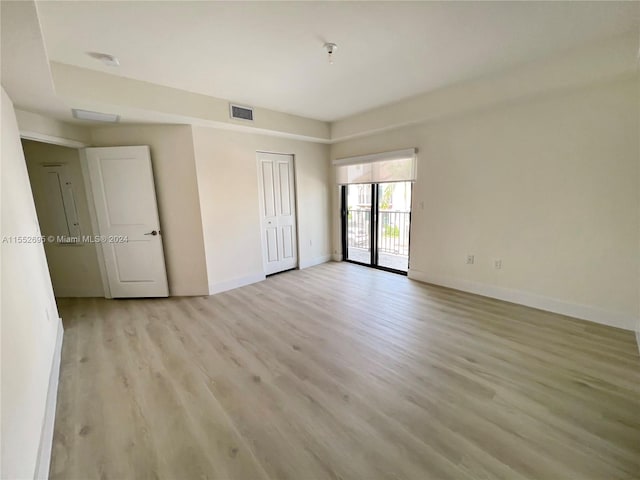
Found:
[51,262,640,479]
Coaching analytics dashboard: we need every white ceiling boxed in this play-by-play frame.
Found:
[36,1,639,122]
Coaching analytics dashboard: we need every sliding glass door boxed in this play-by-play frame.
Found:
[342,181,412,273]
[376,182,411,271]
[344,184,374,265]
[336,148,416,274]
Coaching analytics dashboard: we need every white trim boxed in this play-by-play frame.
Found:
[299,254,332,269]
[209,272,266,295]
[332,253,343,262]
[333,148,416,166]
[34,317,64,479]
[408,269,637,331]
[20,130,88,149]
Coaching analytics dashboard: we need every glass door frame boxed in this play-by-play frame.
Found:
[341,183,411,275]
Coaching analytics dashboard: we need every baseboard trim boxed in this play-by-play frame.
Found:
[299,254,332,269]
[332,253,343,262]
[209,272,266,295]
[34,317,64,479]
[408,269,637,331]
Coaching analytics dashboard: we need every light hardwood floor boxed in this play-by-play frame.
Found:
[51,262,640,480]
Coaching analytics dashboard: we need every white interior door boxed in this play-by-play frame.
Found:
[257,152,298,275]
[85,146,169,298]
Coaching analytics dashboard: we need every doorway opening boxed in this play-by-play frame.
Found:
[22,139,104,299]
[341,181,412,274]
[21,140,169,299]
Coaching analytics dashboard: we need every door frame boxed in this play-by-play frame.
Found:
[256,150,300,276]
[341,183,412,276]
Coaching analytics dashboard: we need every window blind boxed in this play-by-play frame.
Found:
[333,148,417,185]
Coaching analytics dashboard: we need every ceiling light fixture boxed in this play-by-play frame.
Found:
[72,109,120,123]
[87,52,120,67]
[324,43,337,65]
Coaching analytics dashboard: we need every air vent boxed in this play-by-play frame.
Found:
[230,104,254,121]
[72,109,119,123]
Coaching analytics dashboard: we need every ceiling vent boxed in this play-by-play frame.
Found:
[72,109,119,123]
[229,104,254,122]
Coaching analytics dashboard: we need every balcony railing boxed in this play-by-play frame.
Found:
[378,210,410,255]
[347,209,410,255]
[347,209,371,249]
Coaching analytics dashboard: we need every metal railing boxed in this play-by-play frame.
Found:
[347,209,410,256]
[378,210,410,255]
[347,209,371,250]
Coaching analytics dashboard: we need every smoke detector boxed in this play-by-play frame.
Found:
[324,43,338,64]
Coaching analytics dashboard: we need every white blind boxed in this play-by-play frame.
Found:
[333,148,417,185]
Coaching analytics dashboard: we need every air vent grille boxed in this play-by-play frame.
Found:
[230,104,254,121]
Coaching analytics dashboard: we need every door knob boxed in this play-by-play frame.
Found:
[145,230,158,236]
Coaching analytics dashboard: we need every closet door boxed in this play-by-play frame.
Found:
[257,152,298,275]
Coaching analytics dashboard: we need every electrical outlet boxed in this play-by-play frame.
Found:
[494,259,502,269]
[466,254,474,265]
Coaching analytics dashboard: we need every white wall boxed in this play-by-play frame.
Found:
[331,76,640,330]
[192,126,331,294]
[22,140,104,297]
[1,87,62,478]
[90,125,209,296]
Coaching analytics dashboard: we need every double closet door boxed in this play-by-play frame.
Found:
[342,182,412,273]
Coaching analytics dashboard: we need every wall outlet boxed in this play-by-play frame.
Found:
[494,259,502,269]
[466,254,474,265]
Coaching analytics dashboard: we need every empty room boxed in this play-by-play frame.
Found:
[1,1,639,479]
